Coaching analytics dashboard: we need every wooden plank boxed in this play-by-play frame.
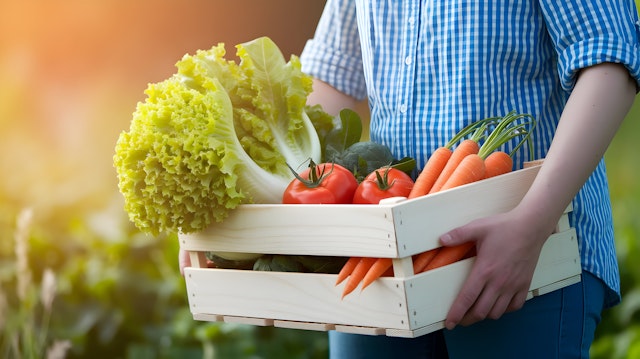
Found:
[386,322,444,338]
[402,258,475,330]
[392,165,541,257]
[192,313,224,322]
[334,325,386,336]
[403,228,580,331]
[188,251,207,269]
[179,165,543,258]
[529,229,580,291]
[533,275,582,297]
[184,268,411,330]
[555,214,571,233]
[274,320,335,332]
[181,204,399,258]
[223,316,274,326]
[392,257,415,278]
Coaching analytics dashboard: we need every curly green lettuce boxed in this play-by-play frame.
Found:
[114,37,327,235]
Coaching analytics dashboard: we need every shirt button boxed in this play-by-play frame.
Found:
[408,16,415,25]
[405,56,412,65]
[399,104,408,113]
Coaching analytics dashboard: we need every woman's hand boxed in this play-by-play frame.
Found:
[441,206,551,329]
[443,62,636,330]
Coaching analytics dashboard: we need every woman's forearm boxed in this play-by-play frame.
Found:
[517,63,637,235]
[307,78,359,116]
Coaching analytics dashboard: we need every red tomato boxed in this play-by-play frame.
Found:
[283,161,358,204]
[352,167,414,204]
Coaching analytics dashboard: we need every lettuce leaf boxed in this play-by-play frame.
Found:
[114,37,326,235]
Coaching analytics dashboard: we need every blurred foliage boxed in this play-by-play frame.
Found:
[591,97,640,359]
[0,196,329,358]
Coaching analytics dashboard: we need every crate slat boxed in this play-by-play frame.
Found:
[186,269,411,330]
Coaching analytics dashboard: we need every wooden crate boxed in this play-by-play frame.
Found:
[179,164,581,338]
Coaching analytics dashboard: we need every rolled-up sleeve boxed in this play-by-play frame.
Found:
[540,0,640,91]
[300,0,368,100]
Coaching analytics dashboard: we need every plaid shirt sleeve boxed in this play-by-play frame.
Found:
[540,0,640,91]
[300,0,368,100]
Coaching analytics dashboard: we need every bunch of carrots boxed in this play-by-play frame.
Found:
[337,111,536,298]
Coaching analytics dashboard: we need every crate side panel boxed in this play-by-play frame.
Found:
[180,205,398,257]
[393,165,541,257]
[185,268,411,330]
[404,227,581,331]
[403,259,474,330]
[530,229,581,290]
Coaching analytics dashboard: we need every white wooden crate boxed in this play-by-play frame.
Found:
[180,164,582,338]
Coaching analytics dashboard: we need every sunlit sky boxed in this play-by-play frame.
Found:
[0,1,326,220]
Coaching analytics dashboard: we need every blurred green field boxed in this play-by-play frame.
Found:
[592,97,640,359]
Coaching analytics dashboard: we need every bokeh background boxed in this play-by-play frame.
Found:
[1,1,638,358]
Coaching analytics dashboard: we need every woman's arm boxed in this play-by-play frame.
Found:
[307,78,360,116]
[442,62,637,330]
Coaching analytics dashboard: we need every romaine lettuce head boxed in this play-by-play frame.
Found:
[114,37,323,235]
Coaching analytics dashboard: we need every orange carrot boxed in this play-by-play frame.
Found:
[412,248,440,273]
[422,242,475,272]
[382,265,394,277]
[429,139,480,194]
[335,256,361,285]
[483,150,513,179]
[342,257,377,298]
[361,258,393,290]
[407,147,452,198]
[439,153,486,191]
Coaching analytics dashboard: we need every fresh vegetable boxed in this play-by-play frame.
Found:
[429,133,484,194]
[438,153,486,191]
[352,166,414,204]
[341,257,377,298]
[324,109,416,181]
[412,248,440,273]
[335,257,361,285]
[282,160,358,204]
[360,258,393,290]
[408,117,498,198]
[253,255,306,272]
[339,166,414,291]
[422,242,476,271]
[407,147,452,198]
[114,37,334,235]
[331,141,395,181]
[291,255,349,274]
[323,108,364,161]
[252,255,348,273]
[205,252,260,270]
[483,150,513,178]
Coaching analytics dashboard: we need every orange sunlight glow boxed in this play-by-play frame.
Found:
[0,1,325,222]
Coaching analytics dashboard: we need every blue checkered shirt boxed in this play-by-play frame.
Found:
[301,0,640,307]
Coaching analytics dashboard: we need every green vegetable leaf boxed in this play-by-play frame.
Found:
[323,108,363,162]
[391,157,417,177]
[114,37,330,235]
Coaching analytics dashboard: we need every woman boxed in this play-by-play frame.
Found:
[299,1,640,357]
